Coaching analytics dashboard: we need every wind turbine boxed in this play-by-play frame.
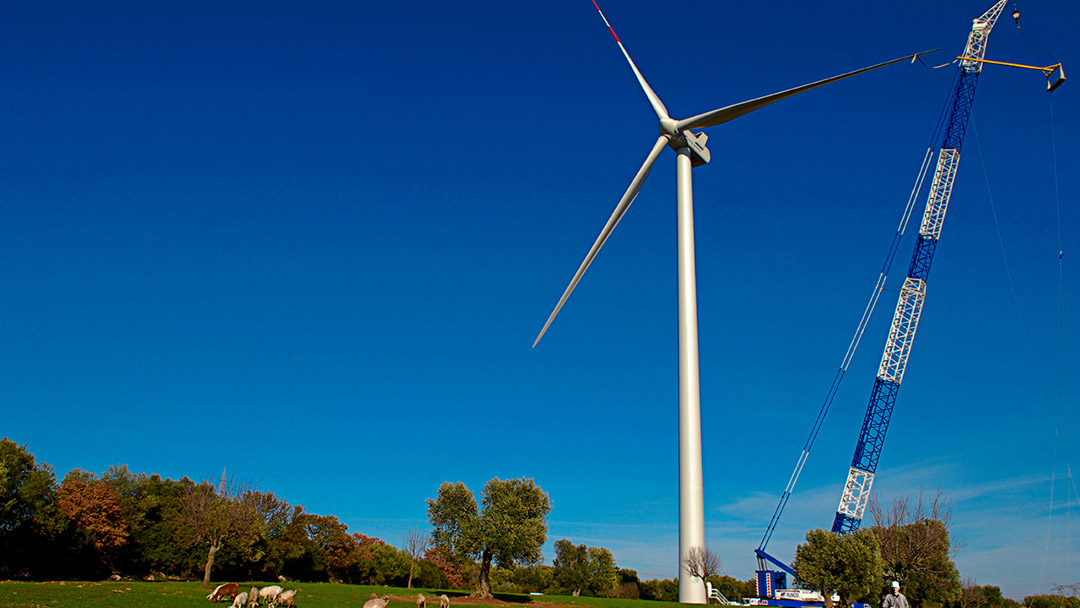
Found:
[533,2,934,604]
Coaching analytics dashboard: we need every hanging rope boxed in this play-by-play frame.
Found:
[914,54,957,70]
[757,49,961,556]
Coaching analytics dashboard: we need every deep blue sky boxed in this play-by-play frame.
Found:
[1,0,1077,600]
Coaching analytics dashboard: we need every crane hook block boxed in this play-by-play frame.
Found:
[1048,64,1066,92]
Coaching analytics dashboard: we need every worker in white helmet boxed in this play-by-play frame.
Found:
[882,581,909,608]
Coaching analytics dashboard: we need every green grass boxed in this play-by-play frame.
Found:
[0,582,687,608]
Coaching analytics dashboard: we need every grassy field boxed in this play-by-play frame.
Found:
[0,581,686,608]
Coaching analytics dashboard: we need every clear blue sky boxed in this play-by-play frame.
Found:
[1,0,1077,600]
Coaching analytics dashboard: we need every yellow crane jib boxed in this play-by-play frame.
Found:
[956,56,1066,92]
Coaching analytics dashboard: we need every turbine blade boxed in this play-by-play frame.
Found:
[676,49,940,132]
[592,0,670,121]
[533,135,670,348]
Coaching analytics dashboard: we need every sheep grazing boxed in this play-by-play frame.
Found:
[259,586,283,603]
[248,587,259,607]
[232,592,249,608]
[207,583,240,603]
[440,594,450,608]
[363,594,391,608]
[417,593,426,608]
[274,589,298,607]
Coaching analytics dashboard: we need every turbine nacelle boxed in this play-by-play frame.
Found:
[675,131,711,167]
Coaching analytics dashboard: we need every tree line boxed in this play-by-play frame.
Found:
[0,438,446,587]
[2,437,1067,607]
[791,491,1070,608]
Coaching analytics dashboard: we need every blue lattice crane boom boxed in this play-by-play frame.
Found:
[750,3,1066,603]
[830,0,1009,535]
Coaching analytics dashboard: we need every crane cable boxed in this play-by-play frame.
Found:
[971,108,1063,594]
[970,60,1070,591]
[1012,19,1074,590]
[757,60,958,555]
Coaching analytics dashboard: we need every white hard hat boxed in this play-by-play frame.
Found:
[892,581,900,588]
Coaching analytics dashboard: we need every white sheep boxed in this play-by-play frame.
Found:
[274,589,298,607]
[252,585,282,607]
[364,594,391,608]
[232,592,249,608]
[440,594,450,608]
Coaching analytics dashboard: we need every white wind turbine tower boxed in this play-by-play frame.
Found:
[533,3,934,603]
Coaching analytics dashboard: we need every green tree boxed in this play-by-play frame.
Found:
[957,581,1022,608]
[0,438,58,577]
[175,478,260,587]
[585,546,618,596]
[259,503,307,581]
[1024,596,1080,608]
[128,473,192,577]
[640,577,679,601]
[427,477,551,598]
[414,557,452,589]
[706,575,757,604]
[361,540,413,586]
[793,528,883,608]
[869,491,962,608]
[553,539,590,595]
[513,564,555,593]
[612,568,641,599]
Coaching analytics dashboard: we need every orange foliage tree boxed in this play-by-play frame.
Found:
[57,471,130,555]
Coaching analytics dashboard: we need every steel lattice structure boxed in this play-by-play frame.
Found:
[832,0,1009,535]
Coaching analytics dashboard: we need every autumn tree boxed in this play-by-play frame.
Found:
[869,490,962,607]
[428,478,551,598]
[682,545,722,598]
[425,545,469,589]
[303,513,359,583]
[403,527,429,588]
[176,478,260,587]
[793,528,883,608]
[56,470,129,571]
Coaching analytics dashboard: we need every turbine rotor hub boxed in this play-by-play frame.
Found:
[659,117,679,137]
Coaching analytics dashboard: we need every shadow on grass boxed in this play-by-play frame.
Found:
[493,593,536,604]
[437,591,537,604]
